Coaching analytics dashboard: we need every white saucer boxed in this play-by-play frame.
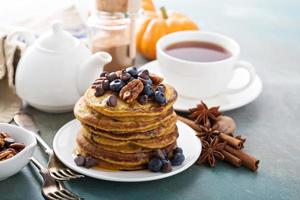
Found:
[141,60,263,112]
[53,119,202,182]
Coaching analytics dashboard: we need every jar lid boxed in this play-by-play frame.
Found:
[36,21,78,52]
[95,0,128,12]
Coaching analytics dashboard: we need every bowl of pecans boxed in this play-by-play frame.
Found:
[0,123,37,181]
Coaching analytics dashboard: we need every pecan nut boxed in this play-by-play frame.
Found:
[149,73,164,85]
[0,150,11,160]
[0,138,4,148]
[9,143,26,152]
[0,132,9,139]
[119,79,144,103]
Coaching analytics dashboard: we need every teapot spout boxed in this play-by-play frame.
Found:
[77,52,112,95]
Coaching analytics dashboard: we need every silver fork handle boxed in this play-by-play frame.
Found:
[30,157,56,185]
[30,157,45,171]
[32,131,54,156]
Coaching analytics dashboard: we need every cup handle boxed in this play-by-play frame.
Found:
[225,60,256,94]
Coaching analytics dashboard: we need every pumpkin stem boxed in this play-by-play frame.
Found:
[160,6,168,19]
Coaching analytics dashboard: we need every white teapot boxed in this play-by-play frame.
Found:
[13,22,112,113]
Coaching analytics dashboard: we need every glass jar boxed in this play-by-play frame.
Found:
[87,11,134,72]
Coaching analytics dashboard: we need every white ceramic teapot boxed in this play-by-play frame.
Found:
[13,22,112,113]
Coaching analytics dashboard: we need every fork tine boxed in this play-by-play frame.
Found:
[61,189,82,200]
[44,194,57,200]
[66,169,84,178]
[58,170,78,179]
[55,191,77,200]
[58,182,82,199]
[48,192,64,200]
[58,170,73,178]
[51,171,70,181]
[61,169,84,179]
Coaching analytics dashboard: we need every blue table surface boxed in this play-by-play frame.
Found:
[1,0,300,199]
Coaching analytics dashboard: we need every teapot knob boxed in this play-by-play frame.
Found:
[52,21,63,34]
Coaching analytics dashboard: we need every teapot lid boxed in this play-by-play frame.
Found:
[36,21,78,52]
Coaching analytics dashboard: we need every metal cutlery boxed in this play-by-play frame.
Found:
[14,112,84,181]
[30,157,82,200]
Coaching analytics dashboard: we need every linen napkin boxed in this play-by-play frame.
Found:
[0,33,23,123]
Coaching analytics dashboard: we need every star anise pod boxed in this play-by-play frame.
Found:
[197,123,220,142]
[189,101,222,126]
[197,137,226,167]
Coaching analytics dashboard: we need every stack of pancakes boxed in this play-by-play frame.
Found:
[74,83,178,170]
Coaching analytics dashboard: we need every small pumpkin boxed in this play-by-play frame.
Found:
[141,0,156,12]
[136,7,199,60]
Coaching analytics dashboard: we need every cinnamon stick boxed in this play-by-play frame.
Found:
[219,133,244,150]
[235,135,246,143]
[224,145,259,172]
[222,150,242,167]
[177,115,201,132]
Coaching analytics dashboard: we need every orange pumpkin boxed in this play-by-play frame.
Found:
[136,7,199,60]
[141,0,156,12]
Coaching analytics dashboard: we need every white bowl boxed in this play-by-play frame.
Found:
[0,123,37,181]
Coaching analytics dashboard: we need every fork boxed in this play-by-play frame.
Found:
[30,157,82,200]
[14,112,84,181]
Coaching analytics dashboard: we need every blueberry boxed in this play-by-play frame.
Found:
[138,69,149,79]
[154,91,167,105]
[100,71,108,77]
[125,66,138,77]
[148,158,163,172]
[107,72,118,82]
[173,147,183,154]
[138,77,152,85]
[161,159,172,173]
[109,79,125,92]
[142,84,154,97]
[171,153,185,166]
[120,71,132,82]
[156,85,165,93]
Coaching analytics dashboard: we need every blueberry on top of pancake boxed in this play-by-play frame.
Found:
[85,67,177,117]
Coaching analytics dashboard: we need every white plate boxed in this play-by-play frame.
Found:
[141,60,263,112]
[53,119,202,182]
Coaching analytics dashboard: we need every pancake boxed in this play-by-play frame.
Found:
[82,119,176,140]
[77,149,147,170]
[76,132,176,166]
[74,68,180,171]
[74,97,177,133]
[81,126,178,149]
[84,83,177,117]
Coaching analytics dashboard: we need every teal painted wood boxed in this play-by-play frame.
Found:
[1,0,300,199]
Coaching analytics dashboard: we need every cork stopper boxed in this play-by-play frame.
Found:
[95,0,128,12]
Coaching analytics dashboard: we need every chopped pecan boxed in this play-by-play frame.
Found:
[6,153,14,159]
[0,150,11,160]
[119,79,144,103]
[9,143,26,152]
[0,132,9,139]
[0,138,4,148]
[149,73,164,85]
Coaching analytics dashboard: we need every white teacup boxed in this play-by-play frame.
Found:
[156,31,256,99]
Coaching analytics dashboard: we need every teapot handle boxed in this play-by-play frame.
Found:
[7,30,36,47]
